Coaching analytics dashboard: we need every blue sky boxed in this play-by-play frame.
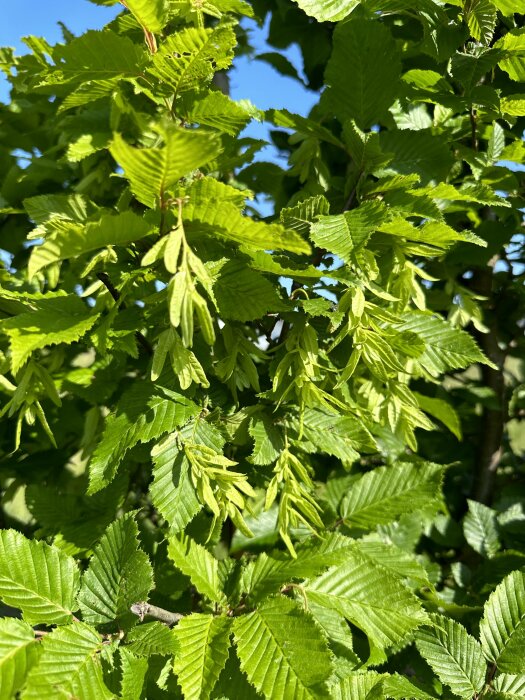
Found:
[1,1,317,158]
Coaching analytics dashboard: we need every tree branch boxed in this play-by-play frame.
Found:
[130,602,184,626]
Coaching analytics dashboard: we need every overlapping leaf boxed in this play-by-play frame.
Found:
[0,530,79,625]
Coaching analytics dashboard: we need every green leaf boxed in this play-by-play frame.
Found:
[305,549,429,649]
[280,195,330,237]
[49,29,146,84]
[173,614,231,700]
[120,647,148,700]
[168,533,228,604]
[212,259,287,322]
[339,462,444,529]
[413,392,462,440]
[395,312,495,377]
[378,130,454,185]
[150,24,236,94]
[0,530,79,625]
[310,202,386,264]
[2,294,98,374]
[125,0,168,32]
[464,0,497,45]
[330,671,383,700]
[88,383,199,494]
[324,19,401,129]
[126,622,179,656]
[291,0,359,21]
[23,622,113,700]
[415,613,486,699]
[28,211,154,278]
[493,674,525,698]
[0,619,40,699]
[110,128,221,208]
[463,499,501,558]
[496,28,525,82]
[268,109,345,149]
[480,570,525,673]
[184,179,310,254]
[186,92,253,135]
[249,414,285,466]
[150,434,202,532]
[78,513,154,630]
[233,596,332,700]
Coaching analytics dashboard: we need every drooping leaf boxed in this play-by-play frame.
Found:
[415,613,486,699]
[0,530,79,625]
[173,614,231,700]
[78,513,154,629]
[339,461,444,529]
[464,0,497,45]
[480,570,525,673]
[233,596,333,700]
[23,622,113,700]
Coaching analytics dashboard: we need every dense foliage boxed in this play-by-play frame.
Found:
[0,0,524,698]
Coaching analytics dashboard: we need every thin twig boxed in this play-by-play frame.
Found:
[470,107,479,151]
[130,602,184,626]
[96,272,153,356]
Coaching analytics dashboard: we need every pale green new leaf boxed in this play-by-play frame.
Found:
[150,24,236,94]
[125,0,168,32]
[310,202,386,264]
[395,312,494,377]
[414,392,462,440]
[22,622,113,700]
[292,0,360,21]
[78,513,154,629]
[480,570,525,673]
[28,211,154,278]
[233,596,332,700]
[126,621,179,657]
[0,530,79,625]
[88,383,199,494]
[415,613,486,699]
[306,549,429,649]
[173,614,231,700]
[324,19,401,128]
[463,499,501,558]
[168,533,227,604]
[110,128,221,208]
[0,619,40,699]
[120,647,148,700]
[340,462,444,529]
[150,434,202,532]
[2,294,98,373]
